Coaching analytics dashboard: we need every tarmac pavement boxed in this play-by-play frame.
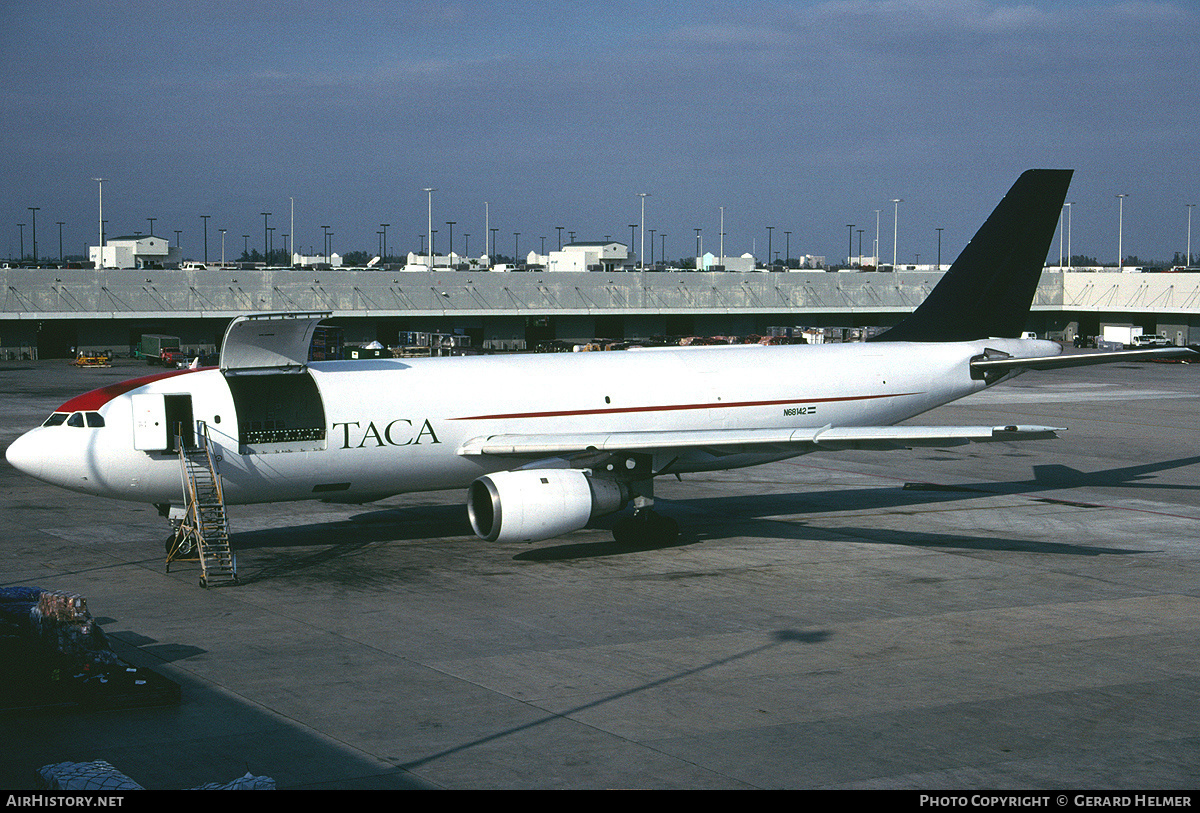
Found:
[1,353,1198,790]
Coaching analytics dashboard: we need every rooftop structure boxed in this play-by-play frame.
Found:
[89,234,181,269]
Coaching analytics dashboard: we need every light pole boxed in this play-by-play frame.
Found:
[201,215,210,263]
[874,209,881,268]
[846,224,854,268]
[1187,204,1195,266]
[767,226,774,269]
[891,199,902,267]
[638,192,650,270]
[719,206,725,264]
[446,222,455,265]
[57,221,64,263]
[380,223,389,264]
[556,226,564,250]
[28,208,39,263]
[261,212,271,263]
[784,230,790,268]
[1066,202,1073,270]
[219,229,226,265]
[92,178,106,269]
[1116,194,1128,268]
[1059,205,1064,267]
[423,188,435,266]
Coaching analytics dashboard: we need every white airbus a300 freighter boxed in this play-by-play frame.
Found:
[7,170,1193,552]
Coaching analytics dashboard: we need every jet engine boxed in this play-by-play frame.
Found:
[467,469,628,543]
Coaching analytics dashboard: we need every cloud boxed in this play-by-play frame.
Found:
[2,1,1198,263]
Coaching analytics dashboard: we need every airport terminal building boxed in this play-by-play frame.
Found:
[2,266,1199,359]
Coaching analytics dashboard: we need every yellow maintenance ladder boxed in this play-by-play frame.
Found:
[167,421,237,588]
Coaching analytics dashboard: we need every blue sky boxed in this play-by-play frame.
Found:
[3,0,1198,265]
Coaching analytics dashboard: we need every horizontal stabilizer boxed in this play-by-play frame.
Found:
[458,424,1062,458]
[971,346,1197,374]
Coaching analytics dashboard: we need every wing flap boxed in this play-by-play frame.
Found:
[458,424,1062,457]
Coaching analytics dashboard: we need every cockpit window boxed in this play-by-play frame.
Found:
[43,410,105,428]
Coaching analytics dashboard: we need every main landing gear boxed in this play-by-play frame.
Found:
[595,453,681,547]
[611,495,680,547]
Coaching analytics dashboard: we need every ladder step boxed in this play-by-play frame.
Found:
[176,426,237,587]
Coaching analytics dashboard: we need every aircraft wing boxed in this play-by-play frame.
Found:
[971,346,1197,374]
[457,424,1062,458]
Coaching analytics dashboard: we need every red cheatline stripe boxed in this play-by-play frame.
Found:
[451,392,919,421]
[56,367,213,412]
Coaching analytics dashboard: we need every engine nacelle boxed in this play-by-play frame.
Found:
[467,469,628,543]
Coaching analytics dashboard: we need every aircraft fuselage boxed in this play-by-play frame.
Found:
[5,337,1055,509]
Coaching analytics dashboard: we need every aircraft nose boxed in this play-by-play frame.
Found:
[5,430,44,480]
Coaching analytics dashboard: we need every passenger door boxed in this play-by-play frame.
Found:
[131,393,194,451]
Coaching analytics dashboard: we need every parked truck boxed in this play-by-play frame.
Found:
[134,334,182,365]
[1132,333,1170,347]
[1100,325,1143,350]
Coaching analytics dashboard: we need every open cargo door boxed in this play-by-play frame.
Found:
[219,312,331,453]
[220,311,332,374]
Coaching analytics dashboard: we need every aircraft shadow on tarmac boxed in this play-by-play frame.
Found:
[227,456,1199,578]
[229,504,472,583]
[521,509,1134,560]
[657,455,1200,556]
[523,455,1200,560]
[232,503,471,551]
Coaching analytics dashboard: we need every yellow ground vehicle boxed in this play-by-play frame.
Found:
[73,352,111,368]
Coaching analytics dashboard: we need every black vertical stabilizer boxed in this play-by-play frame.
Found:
[868,169,1072,342]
